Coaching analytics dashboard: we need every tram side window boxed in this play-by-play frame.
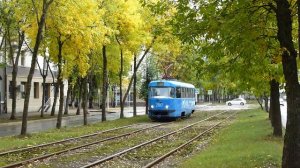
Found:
[176,87,181,98]
[182,88,187,98]
[170,88,175,98]
[186,88,189,98]
[181,88,185,98]
[177,87,195,98]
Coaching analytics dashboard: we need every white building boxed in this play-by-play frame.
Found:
[0,43,63,114]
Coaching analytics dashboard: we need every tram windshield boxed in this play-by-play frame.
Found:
[150,87,175,98]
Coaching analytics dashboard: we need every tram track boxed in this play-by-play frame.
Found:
[143,112,237,168]
[0,110,232,168]
[80,111,230,168]
[0,123,166,168]
[0,124,136,157]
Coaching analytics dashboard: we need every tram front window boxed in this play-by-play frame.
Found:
[150,87,175,98]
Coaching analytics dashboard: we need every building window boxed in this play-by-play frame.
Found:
[21,55,25,66]
[20,50,26,66]
[52,65,58,71]
[34,82,39,98]
[21,82,26,99]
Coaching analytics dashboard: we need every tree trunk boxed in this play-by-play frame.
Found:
[269,79,282,137]
[76,78,82,115]
[275,0,300,167]
[255,97,264,111]
[41,76,46,117]
[71,85,75,108]
[298,0,300,59]
[56,39,64,129]
[82,77,88,125]
[101,45,107,121]
[119,48,124,118]
[64,78,71,115]
[88,76,93,109]
[10,31,24,120]
[3,33,8,114]
[41,57,49,117]
[122,44,154,108]
[263,94,269,112]
[145,64,150,115]
[21,0,53,135]
[50,83,58,116]
[56,82,64,129]
[133,55,137,116]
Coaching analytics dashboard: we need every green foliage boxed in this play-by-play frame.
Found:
[170,0,284,96]
[139,56,159,100]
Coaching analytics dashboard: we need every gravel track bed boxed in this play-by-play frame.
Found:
[93,112,235,168]
[0,123,155,166]
[17,111,234,168]
[153,114,237,168]
[28,124,172,168]
[97,120,227,168]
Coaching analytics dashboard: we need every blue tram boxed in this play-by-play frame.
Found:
[148,80,196,120]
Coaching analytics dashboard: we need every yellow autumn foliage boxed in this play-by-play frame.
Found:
[45,0,106,78]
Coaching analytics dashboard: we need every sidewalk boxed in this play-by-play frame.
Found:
[0,106,146,137]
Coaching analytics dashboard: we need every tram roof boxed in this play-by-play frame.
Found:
[149,80,195,88]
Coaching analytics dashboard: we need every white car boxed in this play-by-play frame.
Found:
[226,98,246,106]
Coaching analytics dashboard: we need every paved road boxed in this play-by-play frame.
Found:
[0,103,262,137]
[196,103,258,111]
[0,107,146,137]
[198,102,287,128]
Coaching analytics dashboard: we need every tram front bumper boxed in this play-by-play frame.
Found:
[148,110,176,119]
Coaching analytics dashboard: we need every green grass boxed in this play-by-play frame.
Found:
[179,109,283,168]
[0,113,87,124]
[0,115,149,152]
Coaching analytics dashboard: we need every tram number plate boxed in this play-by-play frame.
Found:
[156,102,163,107]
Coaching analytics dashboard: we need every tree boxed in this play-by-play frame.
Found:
[121,0,180,116]
[44,0,103,128]
[37,54,51,117]
[172,0,300,166]
[139,54,159,114]
[274,0,300,166]
[82,77,88,125]
[101,45,108,121]
[18,0,54,135]
[0,1,25,120]
[269,79,282,136]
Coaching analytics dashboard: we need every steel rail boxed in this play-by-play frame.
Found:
[143,112,237,168]
[0,123,166,168]
[80,111,229,168]
[0,124,137,157]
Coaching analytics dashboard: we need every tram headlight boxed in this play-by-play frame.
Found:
[151,105,154,109]
[165,105,169,109]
